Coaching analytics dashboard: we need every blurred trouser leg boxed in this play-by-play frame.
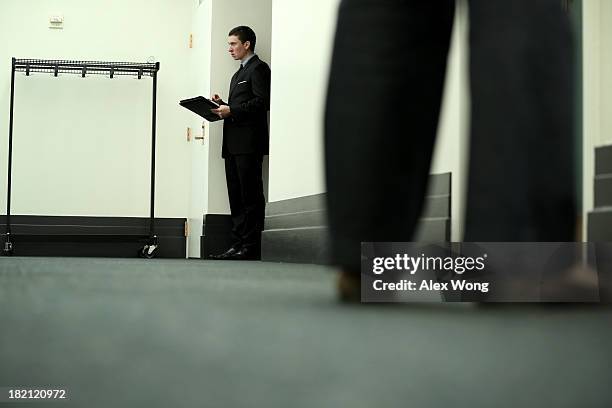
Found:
[464,0,576,300]
[465,0,576,242]
[325,0,455,273]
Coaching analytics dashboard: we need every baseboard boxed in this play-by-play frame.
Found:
[261,173,452,265]
[588,208,612,241]
[262,226,329,264]
[595,145,612,176]
[595,174,612,208]
[0,215,186,258]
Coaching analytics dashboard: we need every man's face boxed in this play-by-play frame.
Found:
[228,35,250,60]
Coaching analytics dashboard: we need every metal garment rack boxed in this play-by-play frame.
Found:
[4,58,161,258]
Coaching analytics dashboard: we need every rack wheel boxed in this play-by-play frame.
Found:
[3,242,14,256]
[139,244,158,259]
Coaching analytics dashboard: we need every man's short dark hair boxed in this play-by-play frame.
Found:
[229,26,256,52]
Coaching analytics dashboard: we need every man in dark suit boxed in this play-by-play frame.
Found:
[210,26,271,260]
[325,1,576,300]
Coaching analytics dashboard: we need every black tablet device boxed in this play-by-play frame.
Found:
[179,96,222,122]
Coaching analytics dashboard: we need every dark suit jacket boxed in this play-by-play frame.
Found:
[222,55,271,158]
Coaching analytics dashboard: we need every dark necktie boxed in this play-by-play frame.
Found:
[236,64,244,77]
[231,64,243,89]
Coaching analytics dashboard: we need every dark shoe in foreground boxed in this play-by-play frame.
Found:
[337,270,360,303]
[209,246,239,260]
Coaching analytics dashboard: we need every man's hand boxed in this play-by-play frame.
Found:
[212,94,224,104]
[211,104,231,119]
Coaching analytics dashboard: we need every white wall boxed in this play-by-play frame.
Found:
[0,0,194,217]
[582,0,600,237]
[268,0,339,202]
[598,1,612,148]
[430,1,469,241]
[187,0,213,257]
[582,0,612,237]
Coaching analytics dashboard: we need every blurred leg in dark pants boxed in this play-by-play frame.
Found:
[325,0,575,297]
[465,0,575,241]
[325,0,456,276]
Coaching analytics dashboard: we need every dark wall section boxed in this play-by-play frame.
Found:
[0,215,186,258]
[259,173,452,265]
[588,145,612,241]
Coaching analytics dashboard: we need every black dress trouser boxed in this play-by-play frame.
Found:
[224,154,266,249]
[325,0,576,272]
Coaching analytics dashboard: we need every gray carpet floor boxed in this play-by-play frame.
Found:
[0,257,611,408]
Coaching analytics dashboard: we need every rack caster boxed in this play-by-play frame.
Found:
[3,241,14,256]
[139,244,158,259]
[139,236,159,259]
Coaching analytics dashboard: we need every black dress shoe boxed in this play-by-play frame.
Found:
[209,246,239,260]
[226,246,259,261]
